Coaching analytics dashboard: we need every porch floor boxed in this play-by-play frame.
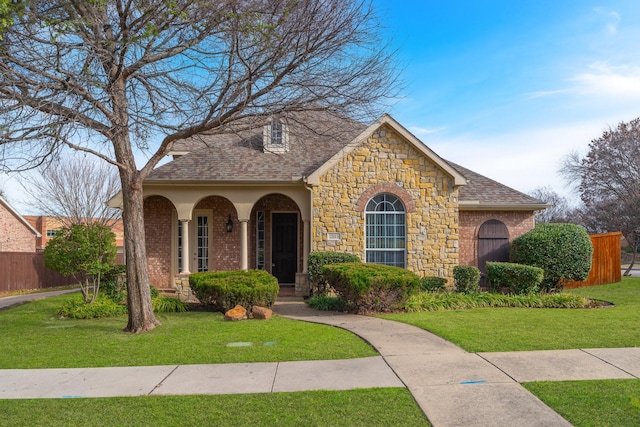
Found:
[277,285,296,298]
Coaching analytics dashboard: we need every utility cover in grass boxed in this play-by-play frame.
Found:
[226,342,253,347]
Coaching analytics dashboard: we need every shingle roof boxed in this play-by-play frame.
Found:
[148,111,364,182]
[447,161,547,209]
[146,111,545,210]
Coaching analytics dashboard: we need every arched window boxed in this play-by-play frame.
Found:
[365,193,406,268]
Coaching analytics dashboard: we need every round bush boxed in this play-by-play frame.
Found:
[510,223,593,292]
[189,270,279,312]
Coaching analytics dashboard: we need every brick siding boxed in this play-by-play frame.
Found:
[0,205,36,252]
[458,210,536,267]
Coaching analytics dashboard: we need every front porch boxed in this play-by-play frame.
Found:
[142,186,313,297]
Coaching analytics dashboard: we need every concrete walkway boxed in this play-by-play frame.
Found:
[1,292,639,426]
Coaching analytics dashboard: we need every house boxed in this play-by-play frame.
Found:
[135,112,545,297]
[24,215,126,260]
[0,196,40,252]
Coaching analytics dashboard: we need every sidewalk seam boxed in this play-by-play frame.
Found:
[148,365,180,395]
[474,353,520,383]
[271,362,280,392]
[580,349,640,379]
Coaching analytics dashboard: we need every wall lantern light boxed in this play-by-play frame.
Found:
[226,215,234,233]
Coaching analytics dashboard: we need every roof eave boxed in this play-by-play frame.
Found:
[459,201,550,211]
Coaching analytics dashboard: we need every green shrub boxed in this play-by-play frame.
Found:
[101,264,127,303]
[453,266,481,294]
[308,251,361,295]
[58,296,127,319]
[419,276,447,292]
[306,295,346,311]
[510,223,593,292]
[152,296,190,313]
[400,291,593,312]
[320,263,420,313]
[486,262,544,295]
[189,270,279,312]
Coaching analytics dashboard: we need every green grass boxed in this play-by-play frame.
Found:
[379,277,640,352]
[523,379,640,427]
[0,295,377,368]
[0,388,430,427]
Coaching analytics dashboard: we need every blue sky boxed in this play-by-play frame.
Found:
[3,1,640,210]
[376,0,640,200]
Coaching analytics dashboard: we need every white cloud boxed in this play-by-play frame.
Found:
[593,8,621,35]
[408,126,444,139]
[571,62,640,97]
[423,121,609,200]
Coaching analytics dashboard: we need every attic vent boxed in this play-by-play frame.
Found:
[263,118,289,153]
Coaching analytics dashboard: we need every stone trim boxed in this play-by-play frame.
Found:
[356,182,416,213]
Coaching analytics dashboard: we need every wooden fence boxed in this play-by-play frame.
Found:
[0,252,81,293]
[565,232,622,289]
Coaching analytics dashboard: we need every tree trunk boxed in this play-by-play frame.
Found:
[121,176,160,333]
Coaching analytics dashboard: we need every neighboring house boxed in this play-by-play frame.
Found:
[129,112,545,296]
[0,196,40,252]
[24,216,125,259]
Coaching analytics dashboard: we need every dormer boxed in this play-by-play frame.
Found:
[263,117,289,153]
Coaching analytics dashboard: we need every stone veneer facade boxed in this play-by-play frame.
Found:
[458,210,536,267]
[312,124,460,282]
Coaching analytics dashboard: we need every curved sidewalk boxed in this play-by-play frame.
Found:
[273,299,640,427]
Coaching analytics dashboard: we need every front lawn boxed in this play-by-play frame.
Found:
[523,379,640,427]
[0,388,430,427]
[380,277,640,352]
[0,295,376,369]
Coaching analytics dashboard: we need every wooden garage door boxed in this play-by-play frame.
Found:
[478,219,510,281]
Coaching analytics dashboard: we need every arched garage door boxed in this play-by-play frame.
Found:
[478,219,510,283]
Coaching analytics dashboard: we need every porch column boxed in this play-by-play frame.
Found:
[180,219,191,274]
[240,219,249,270]
[302,219,310,272]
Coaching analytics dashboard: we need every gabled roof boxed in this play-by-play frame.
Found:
[448,162,548,210]
[145,111,545,211]
[0,196,41,237]
[306,114,467,186]
[147,110,365,183]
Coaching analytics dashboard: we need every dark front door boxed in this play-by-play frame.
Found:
[272,213,298,283]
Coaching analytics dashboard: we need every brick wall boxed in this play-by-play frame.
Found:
[0,206,36,252]
[313,124,459,281]
[144,196,174,287]
[458,210,536,266]
[195,196,241,271]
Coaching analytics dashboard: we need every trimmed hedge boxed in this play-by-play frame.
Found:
[453,266,481,294]
[510,223,593,292]
[419,276,447,292]
[320,263,420,313]
[189,270,279,312]
[486,262,544,295]
[308,251,361,295]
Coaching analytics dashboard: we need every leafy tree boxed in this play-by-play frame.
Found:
[510,223,593,292]
[561,118,640,275]
[0,0,398,332]
[21,154,121,227]
[44,223,117,303]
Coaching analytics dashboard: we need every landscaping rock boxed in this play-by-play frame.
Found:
[224,305,247,321]
[252,306,273,320]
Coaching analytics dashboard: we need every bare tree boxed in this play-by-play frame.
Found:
[528,186,573,223]
[560,118,640,275]
[21,153,121,227]
[0,1,398,332]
